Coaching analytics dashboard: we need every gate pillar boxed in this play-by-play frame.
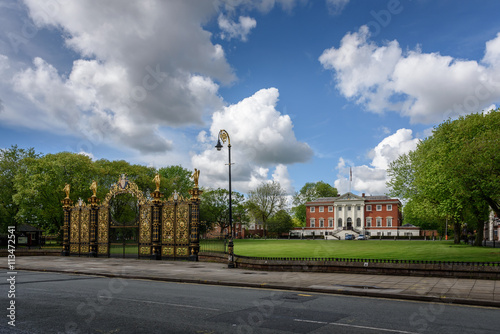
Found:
[188,187,203,261]
[89,195,99,257]
[61,197,72,256]
[151,190,163,260]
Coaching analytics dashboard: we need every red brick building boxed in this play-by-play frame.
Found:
[293,192,419,239]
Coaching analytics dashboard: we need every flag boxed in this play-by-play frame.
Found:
[349,167,352,182]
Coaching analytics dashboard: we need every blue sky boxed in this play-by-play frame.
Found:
[1,0,499,197]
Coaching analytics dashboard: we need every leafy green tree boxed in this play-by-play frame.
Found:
[13,152,96,233]
[246,181,287,237]
[0,145,40,232]
[93,159,156,198]
[157,165,194,199]
[387,109,500,245]
[291,181,338,226]
[267,209,294,236]
[199,188,246,237]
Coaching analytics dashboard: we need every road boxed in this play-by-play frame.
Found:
[1,271,498,333]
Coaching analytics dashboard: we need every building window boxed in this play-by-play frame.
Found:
[387,232,392,236]
[387,217,392,227]
[310,207,315,213]
[366,205,372,211]
[319,219,324,227]
[356,218,361,227]
[347,206,351,211]
[376,217,382,227]
[376,205,382,211]
[357,205,361,211]
[328,206,333,212]
[338,206,342,211]
[337,218,342,227]
[328,219,333,227]
[310,218,315,227]
[366,217,372,227]
[387,204,392,211]
[319,206,324,212]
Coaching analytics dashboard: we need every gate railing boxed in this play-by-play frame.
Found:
[199,238,228,254]
[62,174,203,261]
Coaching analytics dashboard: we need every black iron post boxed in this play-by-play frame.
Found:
[215,130,235,268]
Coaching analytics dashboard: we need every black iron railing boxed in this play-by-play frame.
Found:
[232,254,500,267]
[199,239,228,254]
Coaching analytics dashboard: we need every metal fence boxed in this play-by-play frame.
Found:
[199,239,227,253]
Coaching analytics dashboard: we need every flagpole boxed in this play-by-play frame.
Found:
[349,167,352,193]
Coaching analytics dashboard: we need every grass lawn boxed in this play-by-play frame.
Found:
[233,239,500,262]
[110,244,139,255]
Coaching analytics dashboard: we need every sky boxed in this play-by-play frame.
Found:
[1,0,499,197]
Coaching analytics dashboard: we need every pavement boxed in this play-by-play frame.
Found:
[4,256,500,308]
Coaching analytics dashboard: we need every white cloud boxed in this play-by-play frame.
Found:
[272,164,293,194]
[4,0,234,154]
[320,26,500,124]
[78,150,95,160]
[335,129,419,195]
[191,88,312,194]
[326,0,350,15]
[218,14,257,41]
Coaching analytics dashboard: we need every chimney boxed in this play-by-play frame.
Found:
[362,193,365,197]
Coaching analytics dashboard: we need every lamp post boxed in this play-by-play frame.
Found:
[215,129,235,268]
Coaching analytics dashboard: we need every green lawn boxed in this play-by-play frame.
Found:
[110,244,139,255]
[233,239,500,262]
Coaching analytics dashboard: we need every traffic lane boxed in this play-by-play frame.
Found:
[0,271,499,333]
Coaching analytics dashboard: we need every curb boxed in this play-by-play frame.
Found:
[11,267,500,309]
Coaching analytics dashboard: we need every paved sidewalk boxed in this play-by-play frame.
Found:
[4,256,500,308]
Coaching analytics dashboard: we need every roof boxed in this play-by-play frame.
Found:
[306,192,400,205]
[364,195,391,200]
[17,224,44,232]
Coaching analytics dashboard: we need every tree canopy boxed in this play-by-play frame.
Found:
[0,146,40,233]
[246,181,288,237]
[387,109,500,245]
[291,181,338,226]
[267,209,294,236]
[0,147,195,234]
[199,188,247,237]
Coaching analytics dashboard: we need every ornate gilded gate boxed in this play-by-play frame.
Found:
[61,173,202,260]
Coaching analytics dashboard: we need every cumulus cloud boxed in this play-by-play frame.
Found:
[218,14,257,41]
[319,26,500,124]
[191,88,312,194]
[335,129,419,195]
[3,0,235,154]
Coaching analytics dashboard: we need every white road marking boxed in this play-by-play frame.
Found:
[109,297,221,311]
[293,318,419,334]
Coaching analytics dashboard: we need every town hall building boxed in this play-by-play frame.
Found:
[294,192,420,239]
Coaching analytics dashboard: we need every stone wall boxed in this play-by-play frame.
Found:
[199,252,500,279]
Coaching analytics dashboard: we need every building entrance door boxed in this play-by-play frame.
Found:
[346,217,353,230]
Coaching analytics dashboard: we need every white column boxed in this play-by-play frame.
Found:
[334,204,337,228]
[342,204,347,228]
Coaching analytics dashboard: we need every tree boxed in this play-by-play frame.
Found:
[13,152,96,233]
[387,109,500,245]
[246,181,287,237]
[291,181,338,226]
[93,159,156,198]
[267,209,294,236]
[199,188,246,237]
[157,165,194,199]
[0,145,40,232]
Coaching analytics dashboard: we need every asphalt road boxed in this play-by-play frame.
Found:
[1,271,499,334]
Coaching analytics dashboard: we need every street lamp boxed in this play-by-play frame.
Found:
[215,129,235,268]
